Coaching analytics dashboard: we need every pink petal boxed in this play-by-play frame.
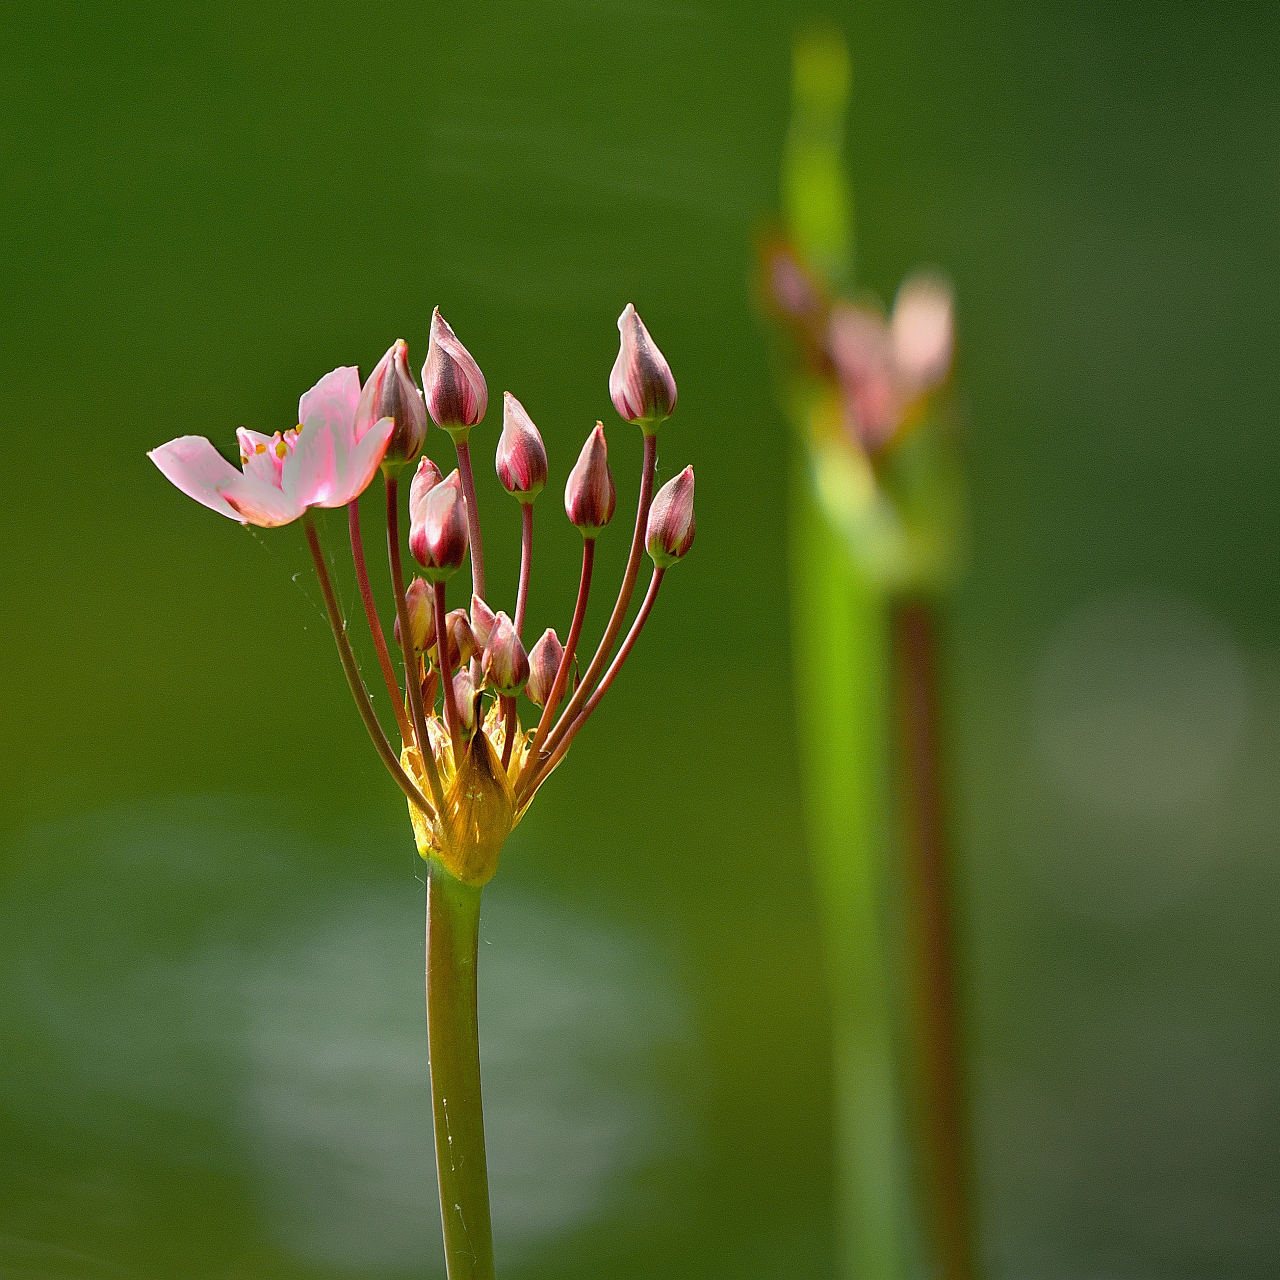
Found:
[299,367,361,450]
[148,436,244,521]
[284,414,341,508]
[320,415,394,507]
[236,428,285,486]
[219,472,307,528]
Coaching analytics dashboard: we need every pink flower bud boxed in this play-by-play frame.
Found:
[470,595,496,651]
[609,303,677,429]
[422,309,488,440]
[393,575,435,652]
[564,424,616,536]
[525,628,564,709]
[409,469,469,581]
[446,608,477,671]
[355,339,427,465]
[495,392,548,503]
[646,466,696,567]
[409,455,444,530]
[482,611,530,697]
[453,668,478,735]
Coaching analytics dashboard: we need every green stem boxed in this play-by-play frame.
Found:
[789,440,911,1280]
[425,863,495,1280]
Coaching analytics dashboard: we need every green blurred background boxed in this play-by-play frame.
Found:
[2,2,1277,1277]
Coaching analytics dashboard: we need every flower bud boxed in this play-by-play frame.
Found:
[525,628,564,709]
[564,424,616,536]
[495,392,548,503]
[452,669,478,735]
[646,466,696,567]
[609,303,677,430]
[470,595,496,651]
[446,609,477,671]
[409,455,444,529]
[422,309,488,441]
[356,339,427,465]
[409,469,469,581]
[481,611,530,697]
[393,575,435,652]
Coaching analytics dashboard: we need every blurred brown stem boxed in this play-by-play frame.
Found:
[891,600,976,1280]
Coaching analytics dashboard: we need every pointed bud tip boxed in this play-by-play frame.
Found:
[423,310,488,436]
[482,611,530,697]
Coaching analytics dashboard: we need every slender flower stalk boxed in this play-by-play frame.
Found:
[303,513,433,818]
[525,566,663,799]
[540,431,656,759]
[386,471,447,815]
[349,498,412,742]
[148,308,695,1280]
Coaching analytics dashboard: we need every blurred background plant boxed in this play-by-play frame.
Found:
[759,25,972,1280]
[1,3,1278,1279]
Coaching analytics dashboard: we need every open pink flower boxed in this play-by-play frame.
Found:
[148,367,394,528]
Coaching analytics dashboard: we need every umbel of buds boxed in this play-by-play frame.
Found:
[610,303,677,430]
[410,470,469,580]
[147,302,695,1280]
[357,339,428,465]
[564,425,616,535]
[422,309,488,441]
[496,393,548,502]
[646,467,696,567]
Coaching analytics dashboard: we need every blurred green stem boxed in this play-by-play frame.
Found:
[790,441,911,1280]
[425,863,495,1280]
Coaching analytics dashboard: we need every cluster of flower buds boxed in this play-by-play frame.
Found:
[760,238,954,452]
[149,304,695,891]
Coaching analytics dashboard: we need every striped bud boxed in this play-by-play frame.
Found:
[495,392,548,503]
[482,612,530,697]
[646,466,695,567]
[525,628,563,709]
[446,609,477,671]
[356,339,427,465]
[470,595,496,652]
[409,470,468,581]
[422,309,487,441]
[564,424,615,536]
[393,575,435,652]
[609,303,677,431]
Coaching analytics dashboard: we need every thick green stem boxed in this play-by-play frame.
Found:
[425,863,495,1280]
[789,441,911,1280]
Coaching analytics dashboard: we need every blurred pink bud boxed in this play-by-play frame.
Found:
[422,309,488,439]
[609,303,677,428]
[767,247,822,320]
[482,611,530,697]
[453,668,478,735]
[409,469,469,581]
[646,466,696,567]
[356,339,427,465]
[446,608,478,671]
[890,274,954,393]
[525,628,563,709]
[828,301,899,449]
[495,392,548,503]
[564,424,616,536]
[470,595,496,651]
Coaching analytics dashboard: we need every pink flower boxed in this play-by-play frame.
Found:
[148,367,394,528]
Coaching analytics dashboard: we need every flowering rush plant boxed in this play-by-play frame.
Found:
[149,305,693,1280]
